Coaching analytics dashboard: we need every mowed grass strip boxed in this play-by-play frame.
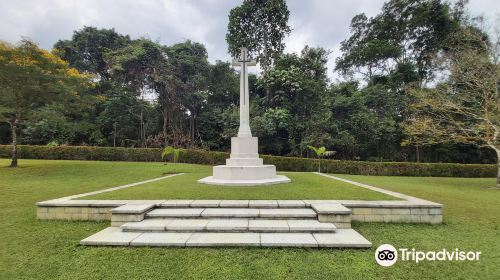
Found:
[1,159,499,279]
[83,171,398,200]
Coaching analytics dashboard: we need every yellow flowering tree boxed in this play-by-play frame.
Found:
[0,40,91,167]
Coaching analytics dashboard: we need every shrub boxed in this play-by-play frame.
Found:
[0,145,495,178]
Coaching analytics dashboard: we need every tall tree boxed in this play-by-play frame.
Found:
[165,41,210,146]
[256,46,331,156]
[198,61,239,150]
[226,0,291,73]
[336,0,462,83]
[54,26,131,83]
[404,26,500,187]
[106,39,167,146]
[0,40,90,167]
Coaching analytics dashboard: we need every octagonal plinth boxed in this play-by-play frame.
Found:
[198,136,290,186]
[198,175,291,186]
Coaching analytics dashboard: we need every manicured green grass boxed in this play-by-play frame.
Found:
[0,159,499,279]
[83,170,397,201]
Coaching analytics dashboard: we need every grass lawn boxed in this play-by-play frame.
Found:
[82,168,397,201]
[1,159,499,279]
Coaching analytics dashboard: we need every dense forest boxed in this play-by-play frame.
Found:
[0,0,498,165]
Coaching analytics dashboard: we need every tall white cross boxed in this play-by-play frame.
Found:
[232,47,256,137]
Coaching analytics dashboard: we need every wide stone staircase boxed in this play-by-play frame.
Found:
[80,200,371,248]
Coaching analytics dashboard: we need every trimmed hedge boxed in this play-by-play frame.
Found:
[0,145,496,178]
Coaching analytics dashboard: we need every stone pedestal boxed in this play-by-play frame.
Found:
[198,137,290,186]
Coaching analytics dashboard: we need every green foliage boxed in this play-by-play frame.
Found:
[161,146,181,163]
[0,0,497,167]
[0,145,495,178]
[308,145,327,173]
[0,39,92,166]
[336,0,462,81]
[54,26,131,81]
[256,46,332,156]
[308,145,326,157]
[226,0,291,71]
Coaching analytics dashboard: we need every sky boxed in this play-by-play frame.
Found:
[0,0,497,80]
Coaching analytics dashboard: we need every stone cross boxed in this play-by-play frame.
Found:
[232,47,256,137]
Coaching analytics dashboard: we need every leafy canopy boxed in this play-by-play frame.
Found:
[226,0,291,72]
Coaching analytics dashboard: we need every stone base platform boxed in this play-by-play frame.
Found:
[198,136,291,186]
[35,172,444,248]
[81,227,371,248]
[81,202,372,248]
[198,175,291,186]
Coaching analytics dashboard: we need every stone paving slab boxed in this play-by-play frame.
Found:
[186,232,260,247]
[286,220,336,232]
[80,227,142,246]
[277,200,306,208]
[313,229,372,248]
[130,232,192,247]
[160,200,194,207]
[190,200,221,207]
[261,233,318,247]
[218,200,250,208]
[248,200,278,208]
[111,203,155,214]
[202,208,260,218]
[121,219,173,231]
[248,220,289,232]
[121,218,338,233]
[311,203,351,215]
[166,219,209,231]
[259,208,316,218]
[81,227,372,248]
[206,219,249,231]
[146,208,204,218]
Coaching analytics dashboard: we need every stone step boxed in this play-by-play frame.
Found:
[121,218,336,233]
[80,227,371,248]
[145,208,317,219]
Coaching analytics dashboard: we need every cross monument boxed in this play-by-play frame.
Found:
[232,47,256,137]
[198,47,290,186]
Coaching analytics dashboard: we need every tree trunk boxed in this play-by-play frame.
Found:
[497,157,500,189]
[487,143,500,189]
[495,146,500,189]
[9,117,18,168]
[416,145,420,163]
[113,123,117,148]
[162,108,168,147]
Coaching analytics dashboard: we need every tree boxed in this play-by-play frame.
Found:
[307,145,326,172]
[106,39,167,146]
[164,41,210,147]
[54,26,131,82]
[336,0,462,83]
[198,61,239,150]
[161,146,181,164]
[97,89,144,147]
[226,0,291,73]
[404,25,500,187]
[0,40,90,167]
[257,46,332,156]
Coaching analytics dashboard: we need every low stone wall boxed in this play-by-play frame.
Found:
[350,206,442,224]
[36,200,443,225]
[37,206,113,221]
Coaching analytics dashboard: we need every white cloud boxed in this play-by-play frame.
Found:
[0,0,496,80]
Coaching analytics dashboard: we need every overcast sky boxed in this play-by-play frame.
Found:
[0,0,497,79]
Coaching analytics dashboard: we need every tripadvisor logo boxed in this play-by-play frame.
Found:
[375,244,481,267]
